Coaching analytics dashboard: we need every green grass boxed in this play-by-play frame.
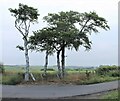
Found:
[2,65,120,85]
[4,66,24,73]
[2,73,23,85]
[4,65,57,73]
[75,76,119,85]
[101,90,119,100]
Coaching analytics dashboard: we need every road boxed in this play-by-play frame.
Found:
[2,80,118,99]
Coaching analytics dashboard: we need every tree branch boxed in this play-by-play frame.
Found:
[53,45,59,51]
[27,20,31,33]
[24,21,28,36]
[79,18,90,34]
[15,20,25,37]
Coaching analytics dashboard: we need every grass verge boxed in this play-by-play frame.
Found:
[2,73,23,85]
[101,90,119,100]
[75,76,119,85]
[2,72,119,85]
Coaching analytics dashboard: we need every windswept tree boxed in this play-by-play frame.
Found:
[43,11,110,78]
[29,27,65,79]
[29,28,55,77]
[9,3,39,81]
[43,11,81,78]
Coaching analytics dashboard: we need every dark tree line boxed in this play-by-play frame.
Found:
[9,3,110,81]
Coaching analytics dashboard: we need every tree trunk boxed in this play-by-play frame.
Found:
[61,47,65,78]
[24,37,29,81]
[44,50,48,79]
[57,50,61,79]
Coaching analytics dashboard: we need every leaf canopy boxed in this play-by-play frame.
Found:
[9,3,39,22]
[30,10,110,55]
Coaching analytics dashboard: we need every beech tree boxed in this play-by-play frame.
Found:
[9,3,39,81]
[43,11,80,78]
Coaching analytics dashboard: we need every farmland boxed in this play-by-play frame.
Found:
[1,65,119,85]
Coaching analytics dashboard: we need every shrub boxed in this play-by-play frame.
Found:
[0,63,5,73]
[96,65,118,76]
[40,68,55,71]
[108,71,120,77]
[101,90,118,99]
[2,73,23,85]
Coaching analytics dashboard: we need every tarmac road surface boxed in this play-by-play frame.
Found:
[2,80,119,99]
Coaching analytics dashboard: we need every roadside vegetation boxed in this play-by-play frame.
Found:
[101,90,119,100]
[2,73,23,85]
[1,65,119,85]
[0,63,5,73]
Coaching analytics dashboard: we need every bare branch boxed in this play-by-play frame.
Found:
[53,45,58,51]
[79,18,90,34]
[15,20,25,37]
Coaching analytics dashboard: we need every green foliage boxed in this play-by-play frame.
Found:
[65,68,75,71]
[9,3,39,22]
[76,76,118,85]
[0,63,5,73]
[2,73,23,85]
[96,65,118,76]
[40,68,55,71]
[29,28,55,54]
[101,90,119,99]
[30,10,110,79]
[108,71,120,77]
[43,11,110,51]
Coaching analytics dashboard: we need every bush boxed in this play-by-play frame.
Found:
[40,68,55,71]
[96,65,118,76]
[101,90,118,99]
[0,63,5,73]
[2,73,23,85]
[108,71,120,77]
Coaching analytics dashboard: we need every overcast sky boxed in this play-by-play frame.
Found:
[0,0,118,66]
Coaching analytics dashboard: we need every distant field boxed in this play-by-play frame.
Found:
[4,65,46,73]
[4,65,93,74]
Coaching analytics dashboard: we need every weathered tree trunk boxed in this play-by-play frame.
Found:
[57,50,61,79]
[44,50,48,79]
[24,37,29,81]
[61,47,65,78]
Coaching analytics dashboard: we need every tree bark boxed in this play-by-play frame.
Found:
[24,37,29,81]
[57,50,61,79]
[61,47,65,78]
[44,50,48,79]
